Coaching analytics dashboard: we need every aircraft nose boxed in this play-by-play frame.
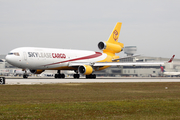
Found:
[6,53,23,68]
[5,55,12,64]
[6,54,20,67]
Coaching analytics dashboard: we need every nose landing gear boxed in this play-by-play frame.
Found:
[23,70,28,78]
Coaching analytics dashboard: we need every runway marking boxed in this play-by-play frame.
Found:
[4,77,180,85]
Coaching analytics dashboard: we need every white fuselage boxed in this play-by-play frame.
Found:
[163,72,180,76]
[6,47,107,70]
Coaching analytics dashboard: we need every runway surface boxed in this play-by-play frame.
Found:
[3,77,180,85]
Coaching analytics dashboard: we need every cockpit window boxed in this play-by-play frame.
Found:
[8,52,20,56]
[8,53,13,55]
[14,52,20,56]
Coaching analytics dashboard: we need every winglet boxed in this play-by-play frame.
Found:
[168,55,175,63]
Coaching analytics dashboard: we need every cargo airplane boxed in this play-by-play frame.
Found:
[6,22,164,79]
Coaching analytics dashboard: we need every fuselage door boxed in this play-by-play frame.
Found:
[23,52,27,61]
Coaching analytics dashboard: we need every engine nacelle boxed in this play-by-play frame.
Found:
[78,65,93,75]
[30,70,45,74]
[98,41,122,53]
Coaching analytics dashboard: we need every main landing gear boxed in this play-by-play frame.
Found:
[54,70,96,79]
[72,70,80,79]
[55,70,65,78]
[23,74,28,79]
[73,74,96,79]
[86,74,96,79]
[73,74,80,79]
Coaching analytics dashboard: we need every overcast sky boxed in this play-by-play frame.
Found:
[1,0,180,58]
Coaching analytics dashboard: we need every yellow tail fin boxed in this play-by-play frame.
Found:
[107,22,124,49]
[107,22,122,44]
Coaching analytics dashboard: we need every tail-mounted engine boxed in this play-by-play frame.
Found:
[98,41,123,53]
[30,69,45,74]
[78,65,93,75]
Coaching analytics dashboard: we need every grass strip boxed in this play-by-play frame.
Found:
[0,82,180,119]
[1,99,180,119]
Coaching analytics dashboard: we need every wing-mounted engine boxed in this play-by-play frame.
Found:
[98,41,123,53]
[78,65,93,75]
[30,69,45,74]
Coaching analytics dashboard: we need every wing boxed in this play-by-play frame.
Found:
[93,62,165,66]
[68,55,174,67]
[69,61,165,67]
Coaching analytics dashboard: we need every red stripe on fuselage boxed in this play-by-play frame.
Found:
[42,52,102,66]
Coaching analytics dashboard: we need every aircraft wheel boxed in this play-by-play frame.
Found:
[73,74,80,79]
[86,74,96,79]
[86,75,92,79]
[76,74,80,79]
[61,74,65,78]
[92,74,96,79]
[58,74,61,78]
[86,75,89,79]
[55,74,58,78]
[55,74,65,79]
[23,74,28,79]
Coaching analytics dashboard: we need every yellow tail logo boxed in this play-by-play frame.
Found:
[113,30,119,41]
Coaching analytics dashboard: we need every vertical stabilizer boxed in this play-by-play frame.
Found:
[168,55,175,63]
[107,22,122,44]
[160,65,165,72]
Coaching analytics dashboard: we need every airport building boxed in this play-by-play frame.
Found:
[94,56,180,77]
[95,46,180,77]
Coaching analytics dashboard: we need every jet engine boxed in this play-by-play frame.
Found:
[30,70,45,74]
[98,41,122,53]
[78,65,93,75]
